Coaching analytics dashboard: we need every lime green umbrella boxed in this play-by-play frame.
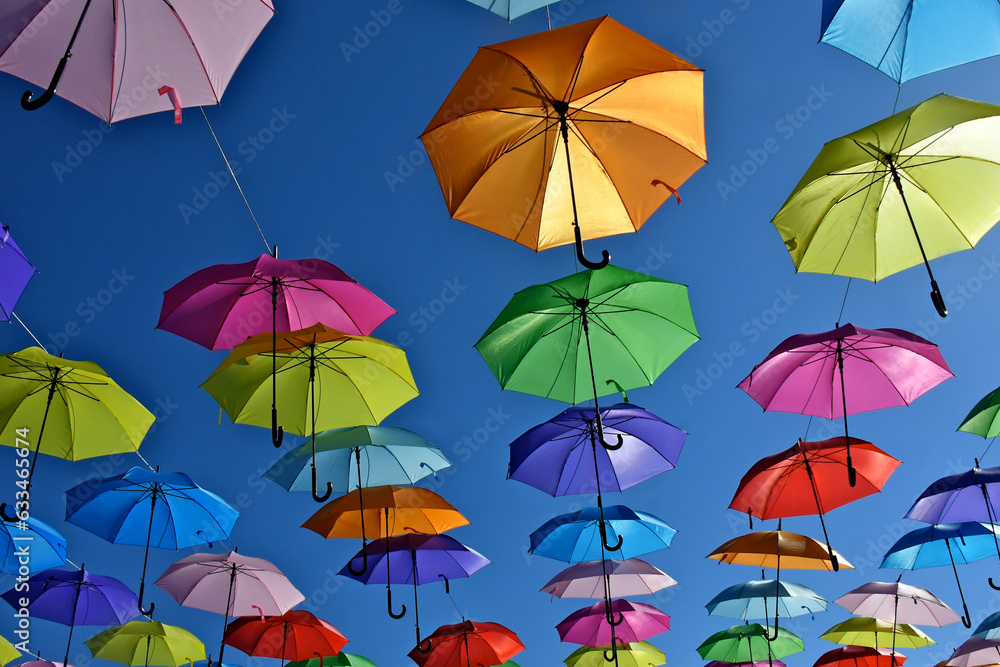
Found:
[696,623,804,663]
[0,346,154,519]
[85,620,206,667]
[820,616,935,650]
[958,385,1000,438]
[564,641,665,667]
[0,634,20,666]
[772,93,1000,317]
[286,654,376,667]
[475,265,697,445]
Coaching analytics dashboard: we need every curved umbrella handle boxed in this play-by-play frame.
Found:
[574,224,610,271]
[271,409,283,448]
[0,503,19,523]
[138,581,155,616]
[196,530,214,549]
[416,639,433,654]
[990,577,1000,591]
[599,520,623,552]
[311,466,332,503]
[765,619,779,641]
[347,542,369,576]
[962,602,972,628]
[603,640,619,664]
[595,411,624,452]
[931,281,948,318]
[21,55,68,111]
[439,574,450,594]
[388,587,406,619]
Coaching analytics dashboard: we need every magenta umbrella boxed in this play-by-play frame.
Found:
[556,599,670,647]
[154,550,305,667]
[706,662,787,667]
[540,558,677,599]
[0,0,275,123]
[737,323,952,486]
[157,252,395,446]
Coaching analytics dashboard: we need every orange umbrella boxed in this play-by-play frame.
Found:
[420,16,706,269]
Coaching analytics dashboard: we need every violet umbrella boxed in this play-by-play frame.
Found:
[0,567,139,667]
[557,599,670,646]
[154,551,305,667]
[737,323,952,486]
[158,252,395,448]
[0,225,34,322]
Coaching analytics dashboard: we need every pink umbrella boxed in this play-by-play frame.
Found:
[946,637,1000,667]
[737,324,952,486]
[835,579,960,627]
[0,0,275,123]
[707,662,787,667]
[154,551,305,667]
[556,599,670,647]
[157,252,395,446]
[540,558,677,599]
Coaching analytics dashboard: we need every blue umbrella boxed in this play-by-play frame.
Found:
[64,466,240,616]
[0,225,35,322]
[705,578,827,621]
[0,515,66,574]
[880,522,1000,629]
[528,506,676,563]
[820,0,1000,84]
[973,610,1000,639]
[462,0,560,21]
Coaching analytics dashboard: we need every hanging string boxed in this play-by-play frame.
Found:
[11,313,44,349]
[546,5,551,30]
[443,575,465,621]
[982,437,996,465]
[134,449,155,472]
[836,278,852,326]
[199,107,271,254]
[803,416,814,442]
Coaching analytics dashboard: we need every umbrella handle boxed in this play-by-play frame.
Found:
[962,602,972,628]
[990,577,1000,591]
[416,639,433,654]
[600,520,623,552]
[138,581,155,616]
[311,466,332,503]
[574,224,610,270]
[347,542,369,576]
[439,574,450,594]
[606,609,624,626]
[21,54,67,111]
[271,409,283,447]
[0,503,18,523]
[388,587,406,619]
[931,281,948,318]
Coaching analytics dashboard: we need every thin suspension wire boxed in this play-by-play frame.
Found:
[546,5,551,30]
[134,449,155,471]
[200,107,270,253]
[11,313,43,348]
[803,416,814,442]
[836,278,852,326]
[983,437,997,464]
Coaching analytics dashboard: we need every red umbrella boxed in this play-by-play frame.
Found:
[223,609,347,665]
[729,437,900,570]
[814,646,907,667]
[407,620,523,667]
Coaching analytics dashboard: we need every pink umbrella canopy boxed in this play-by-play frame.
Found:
[556,599,670,647]
[157,253,395,350]
[707,662,787,667]
[835,580,961,627]
[947,637,1000,667]
[540,558,678,599]
[0,0,276,123]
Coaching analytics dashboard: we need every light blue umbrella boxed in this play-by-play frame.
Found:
[463,0,560,21]
[65,466,240,617]
[705,578,827,620]
[262,426,451,493]
[973,610,1000,639]
[880,521,1000,629]
[820,0,1000,84]
[528,505,676,563]
[0,515,66,574]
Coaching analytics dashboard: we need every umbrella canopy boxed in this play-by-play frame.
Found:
[529,505,677,562]
[65,466,240,615]
[421,15,706,267]
[262,426,451,493]
[508,401,687,495]
[820,617,935,649]
[556,599,670,647]
[157,253,394,349]
[771,94,1000,315]
[476,265,697,405]
[819,0,1000,83]
[0,637,19,666]
[285,654,375,667]
[707,529,853,571]
[540,558,677,599]
[0,516,66,574]
[947,637,1000,667]
[85,620,206,667]
[407,620,523,667]
[223,610,348,662]
[705,578,827,620]
[0,225,34,321]
[958,386,1000,438]
[0,0,275,123]
[974,611,1000,639]
[835,580,960,626]
[707,662,786,667]
[905,464,1000,524]
[564,641,665,667]
[302,485,469,539]
[696,624,805,662]
[463,0,559,21]
[814,646,907,667]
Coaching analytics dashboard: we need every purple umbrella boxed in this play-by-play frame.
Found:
[338,533,490,650]
[737,324,952,486]
[0,567,139,666]
[157,252,395,449]
[556,599,671,647]
[0,225,34,322]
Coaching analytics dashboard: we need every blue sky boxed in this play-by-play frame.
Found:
[4,1,1000,666]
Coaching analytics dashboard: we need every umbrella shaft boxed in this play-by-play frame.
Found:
[27,377,58,490]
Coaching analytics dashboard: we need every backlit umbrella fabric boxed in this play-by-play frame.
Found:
[974,611,1000,639]
[947,637,1000,667]
[820,616,935,649]
[835,580,960,626]
[696,624,805,663]
[959,386,1000,438]
[904,465,1000,525]
[1,567,138,626]
[407,620,523,667]
[540,558,677,599]
[0,225,34,321]
[223,610,348,661]
[813,646,907,667]
[302,485,468,539]
[705,578,826,620]
[707,529,853,571]
[463,0,559,21]
[0,516,66,574]
[85,620,206,667]
[556,599,670,647]
[564,641,665,667]
[529,505,677,562]
[337,533,490,585]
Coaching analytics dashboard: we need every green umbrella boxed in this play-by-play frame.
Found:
[0,634,20,666]
[958,385,1000,438]
[85,620,206,667]
[286,654,376,667]
[475,264,697,445]
[696,623,804,663]
[772,93,1000,317]
[0,346,154,520]
[564,641,665,667]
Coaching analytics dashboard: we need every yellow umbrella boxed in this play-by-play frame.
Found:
[820,616,935,650]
